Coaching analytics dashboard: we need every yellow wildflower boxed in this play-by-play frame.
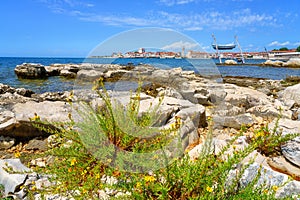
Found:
[30,113,40,121]
[206,185,213,193]
[95,173,101,179]
[31,185,37,191]
[70,158,77,166]
[254,130,265,138]
[272,185,278,191]
[136,182,142,188]
[169,123,176,130]
[81,188,87,194]
[68,167,72,173]
[175,116,181,128]
[81,169,87,176]
[144,175,156,182]
[14,151,21,158]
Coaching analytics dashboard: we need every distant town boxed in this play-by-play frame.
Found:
[90,47,300,60]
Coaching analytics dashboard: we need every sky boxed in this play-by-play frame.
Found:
[0,0,299,57]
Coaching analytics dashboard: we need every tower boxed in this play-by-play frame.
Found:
[182,46,185,58]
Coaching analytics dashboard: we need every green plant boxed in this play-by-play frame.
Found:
[32,79,300,199]
[246,118,299,157]
[33,77,181,198]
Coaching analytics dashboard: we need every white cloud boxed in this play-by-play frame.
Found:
[77,9,278,31]
[158,0,252,5]
[154,9,277,30]
[294,42,300,46]
[161,41,198,50]
[184,27,203,31]
[40,1,281,31]
[157,0,198,6]
[80,15,159,27]
[268,41,290,46]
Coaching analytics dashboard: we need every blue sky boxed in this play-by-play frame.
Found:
[1,0,299,57]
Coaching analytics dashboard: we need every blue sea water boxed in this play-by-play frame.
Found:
[0,57,300,93]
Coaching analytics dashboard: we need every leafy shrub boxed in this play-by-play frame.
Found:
[32,79,300,199]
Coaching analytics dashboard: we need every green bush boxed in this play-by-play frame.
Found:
[31,78,300,199]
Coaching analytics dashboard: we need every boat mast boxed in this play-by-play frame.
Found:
[212,34,222,64]
[235,35,245,64]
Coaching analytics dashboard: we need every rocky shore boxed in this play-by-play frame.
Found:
[1,62,300,199]
[217,57,300,68]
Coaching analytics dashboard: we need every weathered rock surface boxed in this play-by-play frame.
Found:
[279,83,300,106]
[224,59,237,65]
[283,58,300,68]
[3,62,300,198]
[0,136,15,150]
[0,101,70,138]
[25,139,48,151]
[76,69,104,81]
[0,84,34,105]
[263,60,284,67]
[0,159,30,196]
[263,58,300,68]
[269,119,300,168]
[14,63,47,79]
[267,156,300,181]
[59,69,77,78]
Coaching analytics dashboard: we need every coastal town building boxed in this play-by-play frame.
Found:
[268,49,300,60]
[109,48,299,60]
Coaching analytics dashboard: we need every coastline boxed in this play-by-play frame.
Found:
[1,63,300,198]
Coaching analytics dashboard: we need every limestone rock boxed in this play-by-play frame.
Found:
[0,84,34,105]
[13,101,70,122]
[0,159,30,195]
[224,84,271,108]
[267,156,300,181]
[60,69,76,78]
[247,104,292,119]
[0,83,16,94]
[224,59,237,65]
[33,91,70,101]
[228,162,289,193]
[283,58,300,68]
[44,65,61,76]
[14,63,47,79]
[0,110,17,136]
[269,119,300,168]
[213,113,254,129]
[76,69,104,81]
[15,88,34,97]
[275,180,300,198]
[0,101,71,138]
[263,60,284,67]
[25,139,48,151]
[279,83,300,105]
[0,136,15,150]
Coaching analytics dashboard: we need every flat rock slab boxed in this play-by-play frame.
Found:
[13,101,70,122]
[270,119,300,168]
[0,101,71,138]
[279,83,300,106]
[0,159,30,195]
[267,156,300,181]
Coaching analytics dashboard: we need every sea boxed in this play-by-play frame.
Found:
[1,57,300,93]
